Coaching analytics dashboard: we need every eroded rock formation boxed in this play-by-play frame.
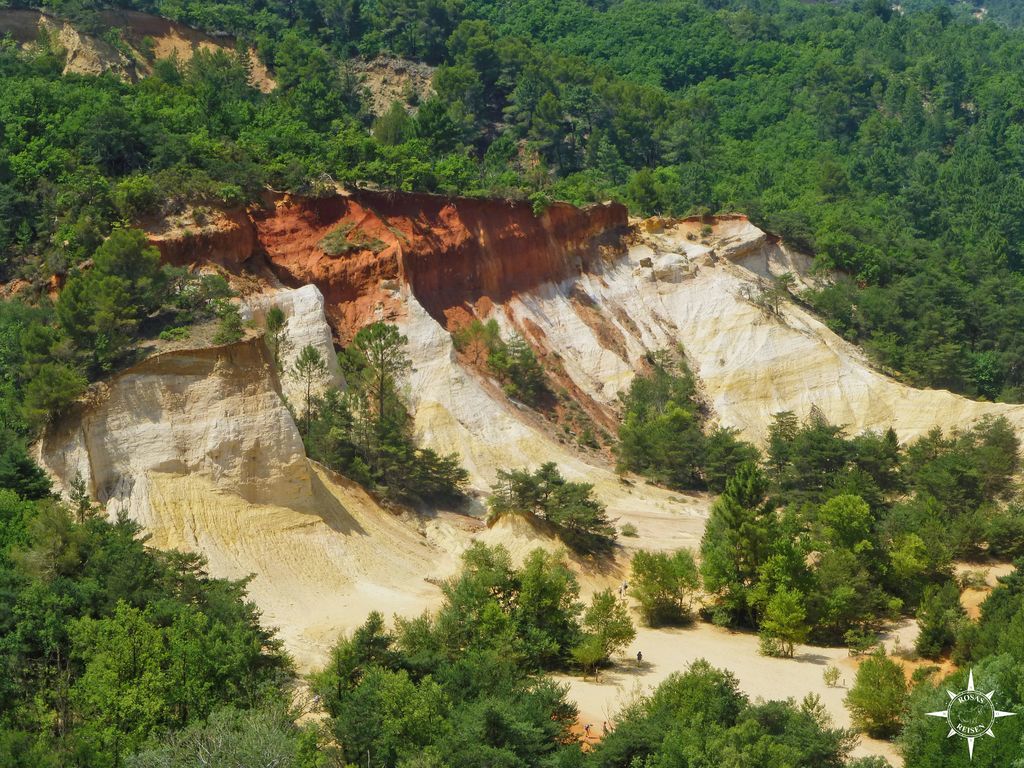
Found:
[147,190,628,340]
[38,336,311,521]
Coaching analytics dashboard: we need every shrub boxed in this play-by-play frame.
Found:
[845,628,881,656]
[571,634,605,679]
[620,522,639,537]
[823,665,841,688]
[212,301,244,344]
[958,569,988,590]
[158,327,190,341]
[758,588,809,658]
[319,222,387,256]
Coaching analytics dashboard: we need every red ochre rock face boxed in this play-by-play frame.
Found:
[147,190,628,340]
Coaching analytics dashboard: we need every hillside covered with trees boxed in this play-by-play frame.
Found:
[3,0,1024,402]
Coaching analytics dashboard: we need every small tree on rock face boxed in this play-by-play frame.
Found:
[845,650,908,739]
[292,344,328,439]
[263,306,288,372]
[211,301,244,344]
[22,362,87,427]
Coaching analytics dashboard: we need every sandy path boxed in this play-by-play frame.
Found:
[555,617,914,765]
[955,561,1015,619]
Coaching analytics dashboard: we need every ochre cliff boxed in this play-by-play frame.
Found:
[38,335,311,520]
[147,190,628,340]
[147,208,257,267]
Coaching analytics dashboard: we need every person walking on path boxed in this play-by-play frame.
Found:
[636,650,643,666]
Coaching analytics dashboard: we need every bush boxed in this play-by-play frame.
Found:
[620,522,639,537]
[845,628,881,656]
[571,634,605,679]
[158,327,190,341]
[957,569,988,590]
[319,222,387,256]
[212,301,244,344]
[823,665,841,688]
[758,588,809,658]
[452,319,548,405]
[986,507,1024,558]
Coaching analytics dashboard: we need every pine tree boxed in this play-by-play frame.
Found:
[291,345,328,440]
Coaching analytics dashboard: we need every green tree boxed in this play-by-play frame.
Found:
[489,463,615,551]
[291,345,329,439]
[845,650,908,739]
[55,229,166,374]
[0,439,52,499]
[264,306,288,372]
[570,634,605,680]
[373,101,415,146]
[915,581,964,660]
[582,588,635,660]
[700,462,776,626]
[128,703,315,768]
[630,548,700,626]
[21,362,87,427]
[211,301,244,345]
[516,549,583,668]
[351,322,410,424]
[759,588,809,658]
[70,601,170,763]
[329,667,450,768]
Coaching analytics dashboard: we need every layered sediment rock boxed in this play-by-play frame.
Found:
[38,337,311,522]
[241,284,345,406]
[147,190,628,340]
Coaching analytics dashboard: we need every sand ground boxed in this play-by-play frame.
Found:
[555,615,915,765]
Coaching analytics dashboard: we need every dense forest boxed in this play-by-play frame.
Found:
[3,0,1024,402]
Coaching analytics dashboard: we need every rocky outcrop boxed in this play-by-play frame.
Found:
[147,208,257,267]
[0,8,274,89]
[0,9,136,78]
[36,331,457,670]
[253,191,627,338]
[492,218,1024,446]
[38,337,311,523]
[348,56,436,117]
[146,190,628,341]
[241,285,345,406]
